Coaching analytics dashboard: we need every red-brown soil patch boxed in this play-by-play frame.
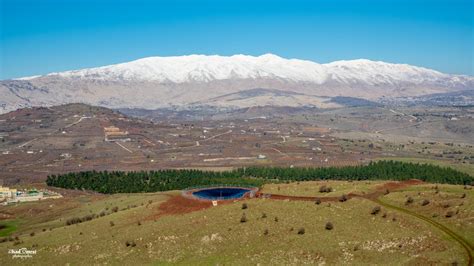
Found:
[362,179,424,200]
[146,195,213,220]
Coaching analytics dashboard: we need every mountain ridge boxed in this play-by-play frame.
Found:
[1,54,473,114]
[16,54,470,84]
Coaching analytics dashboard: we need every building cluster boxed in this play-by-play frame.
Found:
[104,126,130,142]
[0,186,62,205]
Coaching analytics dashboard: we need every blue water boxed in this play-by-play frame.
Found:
[192,187,251,200]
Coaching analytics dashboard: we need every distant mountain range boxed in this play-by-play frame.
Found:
[1,54,473,113]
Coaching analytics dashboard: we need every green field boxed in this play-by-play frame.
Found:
[0,220,18,237]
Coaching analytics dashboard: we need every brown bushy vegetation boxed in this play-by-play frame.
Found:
[125,240,136,247]
[371,206,381,215]
[319,185,333,193]
[339,194,348,202]
[325,222,333,230]
[421,199,430,206]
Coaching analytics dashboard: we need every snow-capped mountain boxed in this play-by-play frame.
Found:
[1,54,473,113]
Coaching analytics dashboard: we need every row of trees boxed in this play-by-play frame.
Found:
[46,168,266,193]
[240,160,472,184]
[46,161,473,194]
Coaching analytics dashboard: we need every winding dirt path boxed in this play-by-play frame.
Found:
[261,179,472,265]
[149,180,472,264]
[371,197,473,265]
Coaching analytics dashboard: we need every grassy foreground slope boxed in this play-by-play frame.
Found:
[382,183,474,245]
[0,180,472,265]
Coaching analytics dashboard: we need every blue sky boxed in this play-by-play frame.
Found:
[0,0,472,79]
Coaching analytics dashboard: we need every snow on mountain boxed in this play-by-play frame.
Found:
[43,54,329,83]
[1,54,473,114]
[36,54,460,85]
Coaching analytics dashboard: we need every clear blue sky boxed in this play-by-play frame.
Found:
[0,0,472,79]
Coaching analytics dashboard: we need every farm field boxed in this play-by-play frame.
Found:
[0,180,472,265]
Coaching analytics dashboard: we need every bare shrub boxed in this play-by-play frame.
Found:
[339,194,348,202]
[371,206,381,215]
[125,240,136,247]
[241,203,248,210]
[325,222,333,230]
[240,213,247,223]
[297,228,305,235]
[315,198,321,205]
[319,185,333,193]
[83,214,94,221]
[109,221,115,227]
[405,197,414,205]
[445,211,454,218]
[421,199,430,206]
[111,206,119,213]
[66,217,82,225]
[263,229,269,235]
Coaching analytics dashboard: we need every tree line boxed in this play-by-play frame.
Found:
[46,161,473,194]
